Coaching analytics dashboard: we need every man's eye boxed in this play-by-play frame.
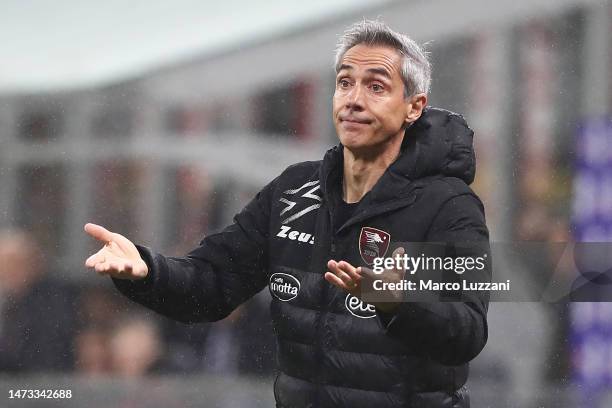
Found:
[338,79,350,88]
[371,84,384,92]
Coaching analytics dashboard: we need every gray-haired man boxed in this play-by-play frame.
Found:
[85,20,490,408]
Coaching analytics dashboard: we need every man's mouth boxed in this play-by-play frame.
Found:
[340,116,371,125]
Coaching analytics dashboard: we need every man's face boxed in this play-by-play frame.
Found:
[333,44,412,153]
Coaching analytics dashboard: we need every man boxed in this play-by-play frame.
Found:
[85,20,490,408]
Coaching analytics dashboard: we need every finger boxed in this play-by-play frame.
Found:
[337,261,361,281]
[391,247,405,268]
[327,261,354,286]
[357,266,377,280]
[111,260,139,275]
[392,247,405,256]
[94,259,124,275]
[85,252,105,268]
[108,261,123,273]
[391,247,409,278]
[94,261,111,275]
[327,260,343,277]
[327,260,347,276]
[131,260,149,278]
[84,223,114,244]
[123,261,142,278]
[324,272,351,291]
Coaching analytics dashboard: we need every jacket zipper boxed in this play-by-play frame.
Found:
[313,205,335,405]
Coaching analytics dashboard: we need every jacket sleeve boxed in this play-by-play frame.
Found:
[111,178,276,323]
[376,192,491,365]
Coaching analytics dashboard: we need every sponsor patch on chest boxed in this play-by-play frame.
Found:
[345,294,377,318]
[269,272,301,301]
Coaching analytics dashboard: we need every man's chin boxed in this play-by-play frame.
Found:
[341,141,378,157]
[339,135,399,159]
[338,132,370,149]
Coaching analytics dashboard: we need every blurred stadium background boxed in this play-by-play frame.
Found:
[1,0,611,406]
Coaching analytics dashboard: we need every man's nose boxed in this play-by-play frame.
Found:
[345,84,365,111]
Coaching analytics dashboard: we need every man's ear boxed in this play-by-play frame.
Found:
[405,93,428,124]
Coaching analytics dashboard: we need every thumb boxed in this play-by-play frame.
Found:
[84,223,114,243]
[391,246,405,259]
[391,246,406,273]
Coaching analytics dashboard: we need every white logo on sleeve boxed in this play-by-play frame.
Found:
[345,294,377,318]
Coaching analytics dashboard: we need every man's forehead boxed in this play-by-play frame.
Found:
[339,44,402,76]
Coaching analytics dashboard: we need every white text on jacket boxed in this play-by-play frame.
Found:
[276,226,315,245]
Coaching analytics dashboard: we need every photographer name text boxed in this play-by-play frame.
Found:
[373,279,511,292]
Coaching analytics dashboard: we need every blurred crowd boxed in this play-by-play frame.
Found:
[0,228,276,379]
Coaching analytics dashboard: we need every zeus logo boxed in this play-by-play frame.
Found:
[279,180,322,224]
[276,226,315,245]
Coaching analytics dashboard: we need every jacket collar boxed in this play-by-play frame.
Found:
[319,106,476,208]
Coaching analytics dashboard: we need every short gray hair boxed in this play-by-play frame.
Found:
[334,20,431,98]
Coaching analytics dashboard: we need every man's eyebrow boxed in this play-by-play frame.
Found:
[337,64,392,80]
[366,67,392,80]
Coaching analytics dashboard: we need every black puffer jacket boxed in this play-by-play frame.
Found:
[113,107,491,407]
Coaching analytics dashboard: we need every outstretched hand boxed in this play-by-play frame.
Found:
[84,223,148,280]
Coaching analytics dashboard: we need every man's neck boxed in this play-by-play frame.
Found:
[342,134,404,203]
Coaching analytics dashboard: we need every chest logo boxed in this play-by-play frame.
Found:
[359,227,391,265]
[269,273,301,301]
[345,294,377,318]
[279,180,322,224]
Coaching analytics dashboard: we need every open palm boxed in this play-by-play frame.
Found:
[84,223,148,279]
